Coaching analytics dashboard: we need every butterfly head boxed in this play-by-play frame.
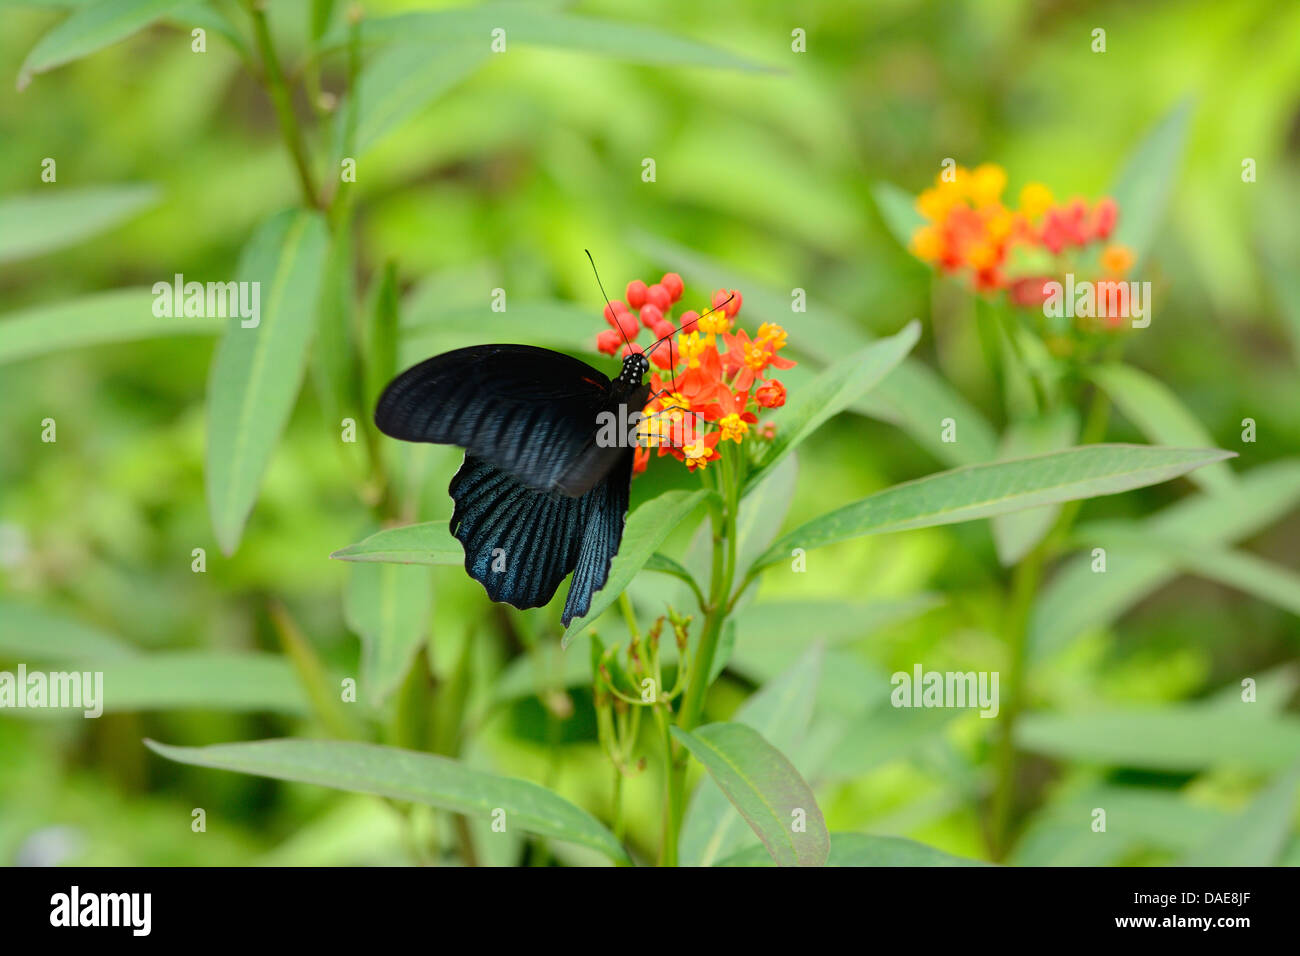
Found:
[618,351,649,387]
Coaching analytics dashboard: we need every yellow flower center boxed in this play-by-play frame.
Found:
[756,322,788,350]
[719,413,749,443]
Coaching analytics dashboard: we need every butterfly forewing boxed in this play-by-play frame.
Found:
[375,345,623,495]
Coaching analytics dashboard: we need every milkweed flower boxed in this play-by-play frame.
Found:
[905,163,1135,330]
[593,277,796,475]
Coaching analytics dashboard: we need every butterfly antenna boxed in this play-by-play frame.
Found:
[645,293,734,357]
[585,249,634,353]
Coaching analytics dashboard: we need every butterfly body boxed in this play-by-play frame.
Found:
[375,345,650,625]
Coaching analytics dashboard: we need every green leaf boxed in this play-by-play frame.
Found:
[672,722,829,867]
[990,409,1078,565]
[344,559,433,706]
[321,4,774,73]
[1017,707,1300,772]
[0,602,135,662]
[4,652,310,716]
[680,645,823,866]
[0,288,222,365]
[17,0,191,89]
[726,596,941,710]
[335,40,488,157]
[205,209,329,555]
[0,184,158,261]
[872,181,924,249]
[1181,766,1300,866]
[642,551,701,593]
[1012,785,1227,865]
[331,521,463,566]
[1108,98,1194,268]
[312,227,361,443]
[751,444,1235,574]
[745,321,920,494]
[865,359,998,466]
[818,704,955,780]
[363,261,400,411]
[561,488,710,646]
[1029,458,1300,660]
[145,738,629,864]
[1068,525,1300,619]
[718,833,984,867]
[1088,363,1233,492]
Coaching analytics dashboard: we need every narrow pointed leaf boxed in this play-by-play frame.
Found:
[745,321,919,494]
[321,5,773,73]
[1030,458,1300,660]
[335,40,487,157]
[0,602,135,661]
[331,521,463,566]
[0,289,221,365]
[17,0,191,89]
[872,181,925,249]
[7,652,309,716]
[752,445,1235,574]
[145,738,630,864]
[718,832,984,867]
[1181,766,1300,866]
[672,722,829,867]
[205,209,329,555]
[680,646,823,866]
[1108,98,1194,267]
[1017,707,1300,772]
[1089,363,1233,492]
[0,184,158,261]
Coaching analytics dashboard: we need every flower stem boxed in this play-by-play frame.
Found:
[662,446,740,863]
[244,0,321,209]
[988,383,1110,859]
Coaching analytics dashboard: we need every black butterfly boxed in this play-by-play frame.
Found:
[374,344,651,626]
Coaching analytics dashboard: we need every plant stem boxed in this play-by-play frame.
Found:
[655,705,680,866]
[988,382,1111,859]
[988,539,1044,860]
[244,0,321,209]
[661,447,740,863]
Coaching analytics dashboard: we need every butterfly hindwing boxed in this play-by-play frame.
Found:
[561,447,634,626]
[376,345,625,496]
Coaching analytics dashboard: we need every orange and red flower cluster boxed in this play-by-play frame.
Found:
[594,275,795,474]
[908,163,1134,303]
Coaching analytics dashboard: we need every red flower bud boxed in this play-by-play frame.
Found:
[596,329,622,355]
[646,283,672,311]
[678,309,701,333]
[650,319,676,340]
[603,300,629,326]
[755,379,786,408]
[626,280,648,309]
[1092,198,1118,241]
[661,272,684,301]
[650,345,676,370]
[639,303,664,329]
[615,311,640,342]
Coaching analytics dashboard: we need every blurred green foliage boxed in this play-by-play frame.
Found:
[1,0,1298,866]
